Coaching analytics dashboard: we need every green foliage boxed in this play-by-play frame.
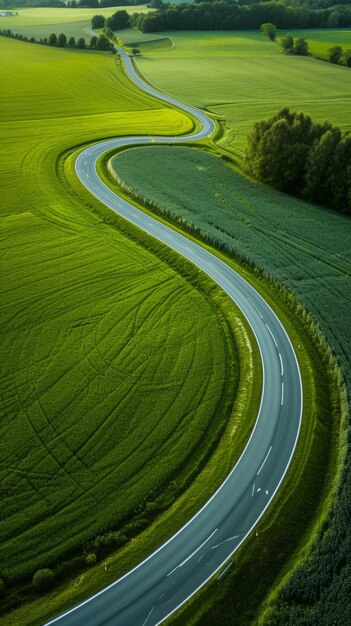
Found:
[293,36,309,55]
[96,33,111,49]
[328,44,343,63]
[131,1,351,33]
[48,31,57,45]
[91,14,105,29]
[68,35,75,47]
[32,569,55,591]
[260,22,277,41]
[246,108,351,212]
[106,9,130,30]
[76,35,85,48]
[280,33,294,52]
[57,31,66,46]
[90,34,97,47]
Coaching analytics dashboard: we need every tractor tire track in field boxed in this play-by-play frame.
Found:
[46,43,303,626]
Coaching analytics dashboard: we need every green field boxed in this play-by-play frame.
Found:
[287,28,351,58]
[0,36,253,615]
[130,29,351,154]
[0,5,149,39]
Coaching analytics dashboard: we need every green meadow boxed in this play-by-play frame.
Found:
[0,5,149,39]
[287,28,351,58]
[0,36,254,616]
[130,29,351,154]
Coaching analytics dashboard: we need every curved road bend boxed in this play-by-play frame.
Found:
[46,44,302,626]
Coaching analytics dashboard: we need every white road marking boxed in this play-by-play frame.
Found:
[217,562,233,580]
[279,353,284,375]
[265,323,278,348]
[281,382,284,406]
[143,604,155,626]
[257,487,261,493]
[248,297,263,319]
[211,535,240,550]
[265,490,269,495]
[168,529,217,576]
[257,446,272,476]
[251,483,255,497]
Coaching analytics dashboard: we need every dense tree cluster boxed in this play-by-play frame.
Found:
[127,0,351,33]
[281,33,309,54]
[246,108,351,213]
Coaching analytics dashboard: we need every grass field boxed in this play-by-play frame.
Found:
[0,5,149,39]
[0,36,256,616]
[130,29,351,154]
[286,28,351,58]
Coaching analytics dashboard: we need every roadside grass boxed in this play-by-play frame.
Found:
[131,29,351,154]
[0,36,259,619]
[107,144,348,624]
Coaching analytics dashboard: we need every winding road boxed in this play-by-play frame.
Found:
[46,44,302,626]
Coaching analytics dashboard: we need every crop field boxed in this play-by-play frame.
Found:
[132,30,351,154]
[0,36,245,613]
[111,144,351,369]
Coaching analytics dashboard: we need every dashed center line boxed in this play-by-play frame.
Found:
[279,353,284,375]
[257,445,272,476]
[265,323,278,348]
[281,382,284,406]
[167,529,217,576]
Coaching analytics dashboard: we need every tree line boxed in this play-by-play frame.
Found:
[0,26,114,49]
[0,0,143,6]
[246,108,351,213]
[124,0,351,33]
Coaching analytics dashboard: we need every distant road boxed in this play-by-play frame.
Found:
[45,43,302,626]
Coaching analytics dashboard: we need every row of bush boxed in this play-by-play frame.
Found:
[0,27,114,49]
[246,108,351,213]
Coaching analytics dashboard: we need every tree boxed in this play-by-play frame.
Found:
[48,32,57,46]
[76,37,85,48]
[343,49,351,67]
[57,32,67,47]
[68,35,76,47]
[33,569,55,591]
[328,45,343,64]
[303,128,341,204]
[90,35,97,47]
[327,10,340,28]
[280,33,294,52]
[91,14,105,29]
[293,37,309,56]
[96,34,111,49]
[260,23,277,41]
[106,9,130,31]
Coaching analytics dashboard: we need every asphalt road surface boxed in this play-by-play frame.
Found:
[45,43,302,626]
